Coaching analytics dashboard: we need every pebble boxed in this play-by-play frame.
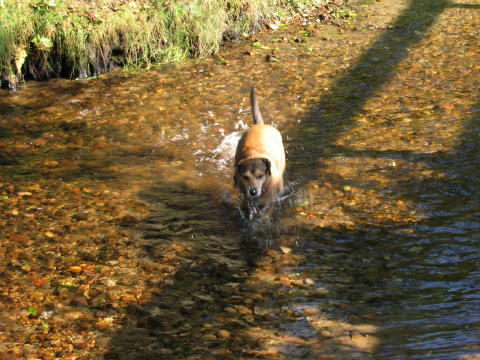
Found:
[243,314,255,323]
[218,329,230,339]
[280,246,292,254]
[102,279,116,287]
[253,305,269,316]
[316,287,331,296]
[224,306,237,313]
[202,334,217,341]
[303,278,315,286]
[235,305,252,315]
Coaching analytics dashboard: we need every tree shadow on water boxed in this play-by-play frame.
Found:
[104,179,274,359]
[279,0,480,357]
[288,0,454,178]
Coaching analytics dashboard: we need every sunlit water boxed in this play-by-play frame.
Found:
[1,0,479,358]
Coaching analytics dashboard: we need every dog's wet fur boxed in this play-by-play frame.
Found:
[234,87,286,218]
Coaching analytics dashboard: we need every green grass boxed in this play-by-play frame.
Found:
[0,0,325,89]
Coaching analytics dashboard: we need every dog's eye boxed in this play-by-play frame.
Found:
[256,175,264,179]
[242,175,249,180]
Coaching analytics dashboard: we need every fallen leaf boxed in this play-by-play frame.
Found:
[69,266,82,273]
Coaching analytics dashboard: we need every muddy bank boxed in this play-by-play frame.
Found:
[0,0,353,90]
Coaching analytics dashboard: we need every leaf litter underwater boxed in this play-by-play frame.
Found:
[0,0,480,358]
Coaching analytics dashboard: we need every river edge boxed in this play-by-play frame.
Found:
[0,0,355,91]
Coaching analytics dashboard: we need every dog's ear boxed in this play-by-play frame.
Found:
[234,162,243,186]
[235,162,243,175]
[262,158,271,175]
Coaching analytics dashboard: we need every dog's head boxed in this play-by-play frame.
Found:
[234,158,271,200]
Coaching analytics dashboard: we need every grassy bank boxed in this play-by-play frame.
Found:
[0,0,333,90]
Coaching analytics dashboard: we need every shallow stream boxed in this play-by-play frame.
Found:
[1,0,479,359]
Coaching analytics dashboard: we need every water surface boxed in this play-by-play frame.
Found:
[0,0,479,359]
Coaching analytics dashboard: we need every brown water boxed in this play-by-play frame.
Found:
[1,0,479,359]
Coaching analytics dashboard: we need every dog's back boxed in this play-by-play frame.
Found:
[236,87,284,173]
[234,125,284,174]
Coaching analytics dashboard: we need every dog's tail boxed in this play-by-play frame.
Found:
[250,86,264,125]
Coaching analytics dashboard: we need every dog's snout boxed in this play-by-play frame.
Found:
[249,188,257,197]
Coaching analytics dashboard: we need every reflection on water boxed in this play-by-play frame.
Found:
[0,0,479,358]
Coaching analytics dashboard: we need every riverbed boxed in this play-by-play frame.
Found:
[1,0,479,359]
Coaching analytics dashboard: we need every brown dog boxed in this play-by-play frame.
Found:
[234,87,286,217]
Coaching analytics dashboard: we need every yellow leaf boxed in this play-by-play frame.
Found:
[69,266,82,273]
[17,191,33,196]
